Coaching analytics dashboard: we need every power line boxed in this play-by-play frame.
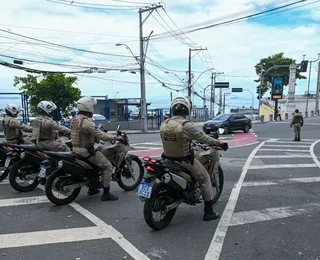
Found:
[150,0,311,39]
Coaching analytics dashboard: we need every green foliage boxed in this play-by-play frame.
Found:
[14,73,81,118]
[254,53,307,97]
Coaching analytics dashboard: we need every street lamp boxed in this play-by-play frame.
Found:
[244,89,254,114]
[164,71,187,87]
[114,91,119,98]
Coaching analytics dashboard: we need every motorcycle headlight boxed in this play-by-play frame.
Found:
[20,152,25,159]
[57,160,63,169]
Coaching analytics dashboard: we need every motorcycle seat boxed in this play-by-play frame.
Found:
[44,151,87,161]
[161,160,192,175]
[16,144,42,151]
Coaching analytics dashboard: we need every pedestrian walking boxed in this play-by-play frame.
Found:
[277,106,282,121]
[290,109,304,141]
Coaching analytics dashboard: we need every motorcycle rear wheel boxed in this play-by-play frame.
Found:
[9,160,40,192]
[45,170,81,206]
[143,183,177,231]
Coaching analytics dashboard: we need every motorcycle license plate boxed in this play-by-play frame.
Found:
[4,158,11,168]
[138,182,152,199]
[38,166,46,178]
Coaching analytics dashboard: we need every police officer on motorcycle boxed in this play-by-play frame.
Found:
[70,96,123,201]
[33,101,71,151]
[160,97,224,221]
[2,103,33,144]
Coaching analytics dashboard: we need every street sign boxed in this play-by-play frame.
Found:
[271,77,284,99]
[214,82,229,88]
[232,88,243,92]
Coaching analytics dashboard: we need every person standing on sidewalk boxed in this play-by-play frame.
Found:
[277,106,282,121]
[290,109,304,141]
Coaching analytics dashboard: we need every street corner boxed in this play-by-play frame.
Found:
[226,129,259,148]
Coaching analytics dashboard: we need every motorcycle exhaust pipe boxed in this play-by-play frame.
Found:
[161,173,171,183]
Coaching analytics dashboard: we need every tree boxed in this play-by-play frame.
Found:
[254,53,307,98]
[14,73,82,120]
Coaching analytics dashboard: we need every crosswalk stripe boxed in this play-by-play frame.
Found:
[0,196,49,207]
[254,155,312,158]
[242,176,320,187]
[263,144,310,148]
[259,149,310,152]
[0,226,110,249]
[248,163,317,169]
[229,203,320,226]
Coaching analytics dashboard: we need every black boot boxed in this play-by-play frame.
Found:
[293,137,297,141]
[87,177,100,195]
[101,187,119,201]
[203,200,220,221]
[297,136,301,141]
[88,187,100,195]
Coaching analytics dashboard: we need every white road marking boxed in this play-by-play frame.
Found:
[310,140,320,168]
[242,177,320,187]
[248,164,317,169]
[229,203,320,226]
[0,180,9,185]
[70,203,150,260]
[204,140,267,260]
[265,141,314,144]
[259,149,310,152]
[0,227,109,249]
[263,144,310,148]
[260,138,317,141]
[254,155,312,158]
[0,196,49,207]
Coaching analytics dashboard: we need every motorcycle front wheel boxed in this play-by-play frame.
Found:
[117,156,144,191]
[212,165,224,204]
[143,183,177,231]
[9,160,40,192]
[45,170,81,206]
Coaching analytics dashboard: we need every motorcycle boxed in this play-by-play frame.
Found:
[7,135,73,192]
[138,128,228,230]
[44,125,144,206]
[0,143,21,182]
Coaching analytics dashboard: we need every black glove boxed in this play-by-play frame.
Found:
[221,143,229,151]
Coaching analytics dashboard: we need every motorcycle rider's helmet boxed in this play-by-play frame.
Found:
[76,96,97,114]
[171,97,192,116]
[37,101,57,116]
[5,103,23,117]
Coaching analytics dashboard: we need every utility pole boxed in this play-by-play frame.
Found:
[138,4,162,131]
[209,72,224,117]
[187,47,207,101]
[306,54,320,116]
[315,61,320,114]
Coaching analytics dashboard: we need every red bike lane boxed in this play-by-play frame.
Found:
[129,130,258,157]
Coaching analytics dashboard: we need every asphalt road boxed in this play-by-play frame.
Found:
[0,117,320,260]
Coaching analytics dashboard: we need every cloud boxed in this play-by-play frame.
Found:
[0,0,319,111]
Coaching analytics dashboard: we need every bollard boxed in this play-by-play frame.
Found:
[285,113,288,120]
[269,114,273,121]
[260,115,264,123]
[305,111,308,118]
[317,110,320,116]
[311,111,314,116]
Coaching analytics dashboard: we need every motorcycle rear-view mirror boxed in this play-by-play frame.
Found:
[98,124,103,130]
[116,125,121,132]
[217,128,225,135]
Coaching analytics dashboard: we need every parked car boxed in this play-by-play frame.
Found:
[203,113,252,134]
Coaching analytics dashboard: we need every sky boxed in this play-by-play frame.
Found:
[0,0,319,113]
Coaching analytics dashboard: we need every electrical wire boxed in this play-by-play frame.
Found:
[150,0,312,39]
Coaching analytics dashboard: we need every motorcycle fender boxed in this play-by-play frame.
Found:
[171,173,187,190]
[24,151,43,165]
[59,160,85,175]
[125,154,142,165]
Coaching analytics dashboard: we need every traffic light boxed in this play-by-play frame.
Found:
[299,60,309,72]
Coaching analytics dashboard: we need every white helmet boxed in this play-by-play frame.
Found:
[37,101,57,115]
[76,96,97,113]
[170,97,192,116]
[5,103,23,117]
